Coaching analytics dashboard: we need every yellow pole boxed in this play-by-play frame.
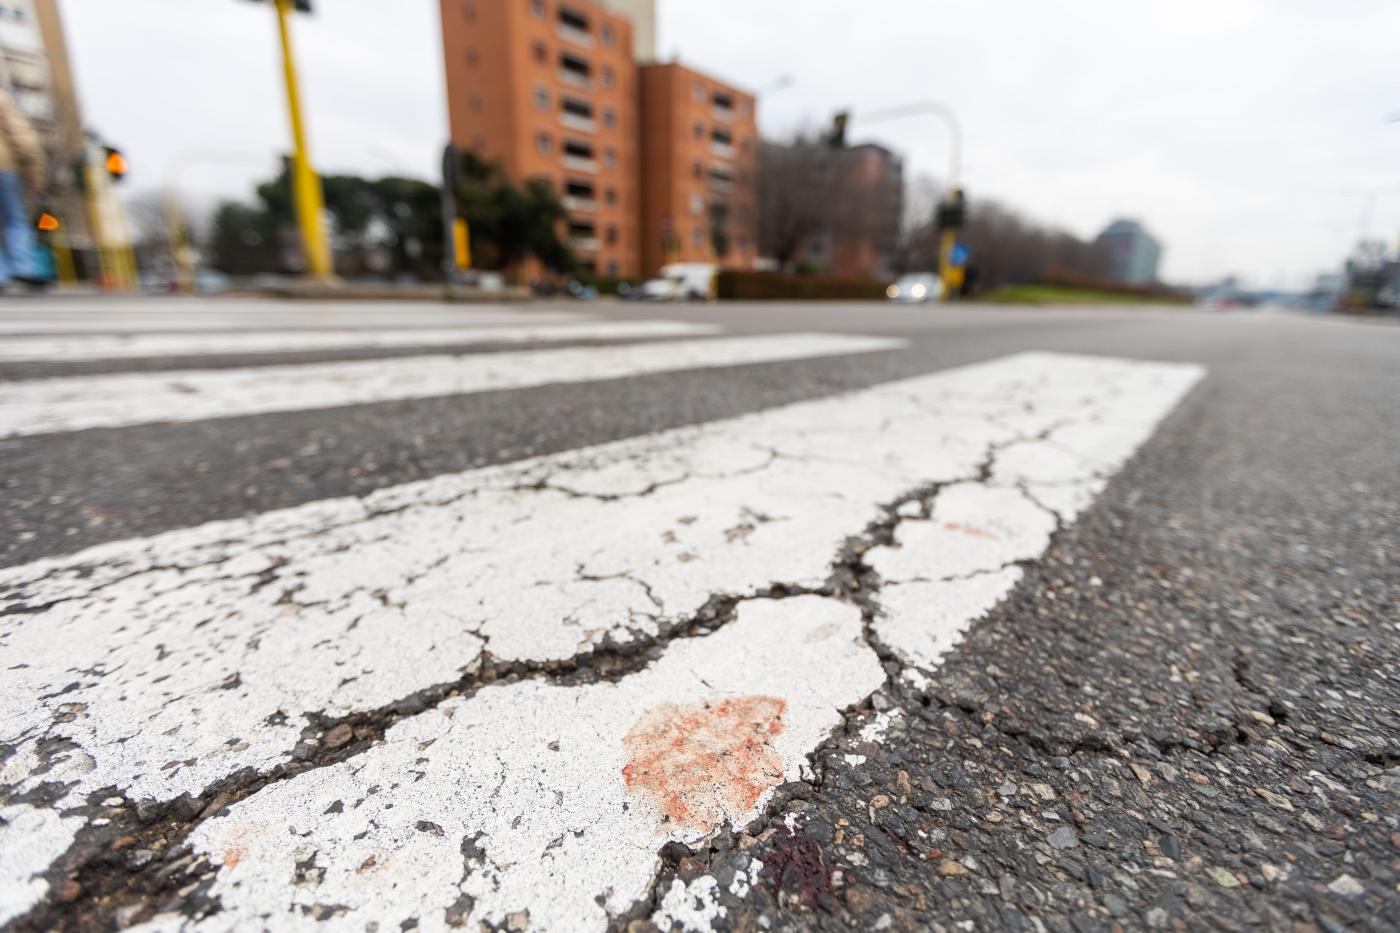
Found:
[83,161,117,290]
[273,0,332,280]
[939,226,957,300]
[51,233,76,285]
[166,188,195,292]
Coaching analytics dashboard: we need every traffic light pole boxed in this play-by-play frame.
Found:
[850,101,963,298]
[273,0,332,280]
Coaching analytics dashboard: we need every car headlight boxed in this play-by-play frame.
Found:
[886,284,899,299]
[911,283,927,298]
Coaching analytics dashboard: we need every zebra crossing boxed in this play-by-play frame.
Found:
[0,301,1203,931]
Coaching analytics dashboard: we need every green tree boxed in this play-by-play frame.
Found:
[207,201,280,276]
[452,152,575,277]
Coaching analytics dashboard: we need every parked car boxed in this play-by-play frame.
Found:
[632,263,717,301]
[886,272,942,303]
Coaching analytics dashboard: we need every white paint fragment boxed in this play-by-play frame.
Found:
[0,805,80,924]
[172,597,884,933]
[654,876,725,933]
[0,333,903,437]
[867,484,1058,582]
[843,754,868,766]
[0,320,722,362]
[729,858,762,898]
[877,568,1024,670]
[858,710,902,745]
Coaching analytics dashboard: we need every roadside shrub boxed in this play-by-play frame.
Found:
[717,270,889,301]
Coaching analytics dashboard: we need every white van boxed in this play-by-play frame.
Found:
[635,263,717,301]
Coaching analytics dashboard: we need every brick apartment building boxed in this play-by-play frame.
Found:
[439,0,756,279]
[639,61,758,275]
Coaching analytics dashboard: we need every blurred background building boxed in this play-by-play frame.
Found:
[439,0,755,279]
[1095,218,1161,285]
[639,60,756,274]
[0,0,89,245]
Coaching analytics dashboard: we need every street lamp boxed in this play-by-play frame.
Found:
[850,101,963,297]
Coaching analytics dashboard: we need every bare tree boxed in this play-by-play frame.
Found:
[757,136,834,266]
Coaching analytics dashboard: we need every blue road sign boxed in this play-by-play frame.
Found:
[950,243,970,267]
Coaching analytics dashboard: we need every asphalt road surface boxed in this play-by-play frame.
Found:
[1,297,1396,932]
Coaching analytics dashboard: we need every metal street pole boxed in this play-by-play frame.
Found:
[272,0,332,280]
[851,101,963,297]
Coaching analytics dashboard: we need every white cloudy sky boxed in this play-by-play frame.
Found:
[62,0,1400,286]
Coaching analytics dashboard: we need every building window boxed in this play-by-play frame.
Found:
[690,193,703,215]
[692,228,704,247]
[536,132,552,154]
[469,93,483,113]
[602,66,615,88]
[601,23,614,45]
[462,2,475,19]
[604,186,617,205]
[603,106,616,128]
[465,48,480,66]
[532,40,547,63]
[605,225,618,245]
[529,0,545,16]
[533,86,550,110]
[603,148,617,168]
[606,259,619,276]
[691,162,703,179]
[692,121,703,140]
[692,82,704,103]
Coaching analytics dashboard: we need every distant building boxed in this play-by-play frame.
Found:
[639,60,757,275]
[1096,218,1161,285]
[438,0,755,278]
[779,142,904,280]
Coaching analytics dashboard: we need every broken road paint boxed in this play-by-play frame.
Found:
[166,597,884,932]
[0,320,722,362]
[0,332,903,437]
[0,352,1203,920]
[623,695,786,832]
[0,804,80,924]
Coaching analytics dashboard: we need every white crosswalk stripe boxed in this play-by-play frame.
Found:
[0,320,720,362]
[0,333,902,437]
[0,306,591,334]
[0,346,1202,931]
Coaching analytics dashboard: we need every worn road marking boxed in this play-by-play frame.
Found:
[0,352,1202,927]
[151,598,882,933]
[0,805,80,925]
[0,308,590,335]
[0,333,901,437]
[0,320,722,362]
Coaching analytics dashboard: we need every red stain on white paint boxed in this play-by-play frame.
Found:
[943,521,999,540]
[222,847,244,869]
[622,695,787,832]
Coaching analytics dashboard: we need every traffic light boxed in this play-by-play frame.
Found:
[936,187,966,230]
[828,111,849,148]
[103,147,128,182]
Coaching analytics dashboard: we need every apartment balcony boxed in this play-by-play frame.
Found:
[710,140,736,160]
[562,195,599,213]
[570,236,600,252]
[710,105,734,123]
[558,69,592,90]
[559,112,597,134]
[556,23,593,47]
[561,155,598,173]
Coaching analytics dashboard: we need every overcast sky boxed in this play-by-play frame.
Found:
[62,0,1400,286]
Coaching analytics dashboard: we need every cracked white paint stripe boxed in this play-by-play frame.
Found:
[0,804,80,924]
[866,357,1205,672]
[170,597,883,933]
[0,320,722,362]
[0,352,1201,926]
[0,333,901,437]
